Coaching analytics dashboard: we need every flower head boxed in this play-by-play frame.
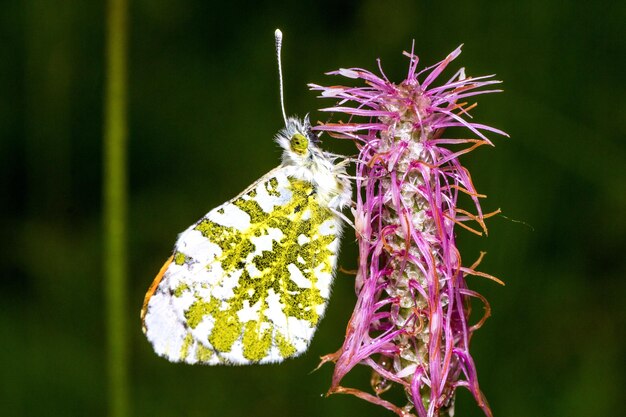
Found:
[310,45,507,417]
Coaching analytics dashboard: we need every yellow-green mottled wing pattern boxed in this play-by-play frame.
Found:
[142,167,342,364]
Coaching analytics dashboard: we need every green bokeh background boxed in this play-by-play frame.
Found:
[2,1,624,416]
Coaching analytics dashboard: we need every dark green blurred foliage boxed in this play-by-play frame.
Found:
[1,1,625,416]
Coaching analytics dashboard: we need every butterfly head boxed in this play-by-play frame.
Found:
[275,115,351,210]
[275,116,323,164]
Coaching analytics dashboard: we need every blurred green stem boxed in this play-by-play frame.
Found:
[104,0,129,416]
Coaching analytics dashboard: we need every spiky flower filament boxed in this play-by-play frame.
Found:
[310,46,507,417]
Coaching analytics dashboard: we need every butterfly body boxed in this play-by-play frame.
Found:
[142,117,351,365]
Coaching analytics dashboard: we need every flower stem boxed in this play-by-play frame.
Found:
[103,0,129,416]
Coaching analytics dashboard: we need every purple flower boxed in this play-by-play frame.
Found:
[310,45,507,417]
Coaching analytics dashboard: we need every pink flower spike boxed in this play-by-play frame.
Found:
[311,46,507,417]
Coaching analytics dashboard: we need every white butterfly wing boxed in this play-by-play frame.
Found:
[142,166,343,365]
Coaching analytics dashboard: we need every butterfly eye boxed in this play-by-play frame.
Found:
[289,133,309,155]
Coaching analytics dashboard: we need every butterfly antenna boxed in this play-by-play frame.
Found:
[274,29,288,127]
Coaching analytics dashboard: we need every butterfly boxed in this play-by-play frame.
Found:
[140,115,352,365]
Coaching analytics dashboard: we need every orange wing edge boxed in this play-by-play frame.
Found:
[140,255,174,332]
